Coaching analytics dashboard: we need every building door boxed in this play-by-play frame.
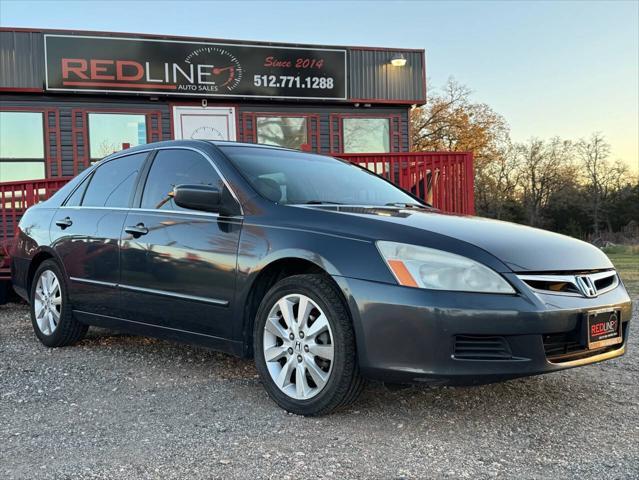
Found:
[172,106,237,141]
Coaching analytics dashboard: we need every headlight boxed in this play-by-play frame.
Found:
[376,241,515,294]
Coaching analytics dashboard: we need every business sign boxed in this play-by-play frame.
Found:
[44,34,347,100]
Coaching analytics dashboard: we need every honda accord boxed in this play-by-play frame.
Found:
[11,140,632,415]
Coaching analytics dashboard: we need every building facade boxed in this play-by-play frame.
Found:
[0,28,426,183]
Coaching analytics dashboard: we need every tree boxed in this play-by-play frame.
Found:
[411,79,635,240]
[410,78,509,160]
[516,137,577,227]
[576,133,629,236]
[410,78,512,217]
[475,141,521,220]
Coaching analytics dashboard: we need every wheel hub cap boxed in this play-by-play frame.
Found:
[262,294,334,400]
[34,269,62,336]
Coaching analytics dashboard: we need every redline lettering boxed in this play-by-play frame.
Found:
[591,320,616,336]
[173,63,194,83]
[90,60,115,80]
[197,64,215,85]
[145,61,163,83]
[116,61,144,81]
[63,58,148,82]
[62,59,89,80]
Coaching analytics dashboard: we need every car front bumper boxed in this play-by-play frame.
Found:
[334,274,632,385]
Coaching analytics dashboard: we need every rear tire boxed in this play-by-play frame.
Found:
[254,274,364,416]
[30,260,87,347]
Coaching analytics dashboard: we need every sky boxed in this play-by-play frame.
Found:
[1,0,638,172]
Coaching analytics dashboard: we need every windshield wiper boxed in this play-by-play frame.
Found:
[385,202,429,209]
[304,200,344,205]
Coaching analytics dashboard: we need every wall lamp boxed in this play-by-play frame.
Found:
[390,53,407,67]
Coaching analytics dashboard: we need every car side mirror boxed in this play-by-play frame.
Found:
[173,184,221,213]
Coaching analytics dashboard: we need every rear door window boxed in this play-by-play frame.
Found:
[140,149,223,211]
[81,152,148,208]
[64,174,91,207]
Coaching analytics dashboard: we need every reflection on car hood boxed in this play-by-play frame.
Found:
[304,205,613,272]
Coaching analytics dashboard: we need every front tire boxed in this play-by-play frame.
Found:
[30,260,87,347]
[254,274,364,415]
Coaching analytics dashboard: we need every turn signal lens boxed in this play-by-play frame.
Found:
[386,260,419,287]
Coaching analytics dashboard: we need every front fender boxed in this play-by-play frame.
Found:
[232,221,397,345]
[237,222,395,285]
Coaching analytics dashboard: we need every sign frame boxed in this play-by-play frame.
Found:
[43,34,348,101]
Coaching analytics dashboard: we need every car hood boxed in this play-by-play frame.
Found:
[303,206,613,272]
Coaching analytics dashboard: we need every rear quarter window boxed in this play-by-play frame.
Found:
[81,152,148,208]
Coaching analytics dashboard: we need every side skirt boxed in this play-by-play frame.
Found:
[73,310,244,357]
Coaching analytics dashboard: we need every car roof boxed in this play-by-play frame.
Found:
[209,140,307,154]
[106,140,299,159]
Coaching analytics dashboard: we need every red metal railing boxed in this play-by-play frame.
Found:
[336,152,475,215]
[1,177,72,240]
[1,178,72,279]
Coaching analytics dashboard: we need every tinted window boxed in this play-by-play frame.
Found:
[82,152,147,207]
[141,149,222,211]
[220,146,417,206]
[65,175,91,206]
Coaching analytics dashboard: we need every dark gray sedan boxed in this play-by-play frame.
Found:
[11,140,632,415]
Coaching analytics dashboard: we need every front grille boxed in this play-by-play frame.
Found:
[517,270,618,297]
[543,331,583,358]
[453,335,513,360]
[593,273,617,292]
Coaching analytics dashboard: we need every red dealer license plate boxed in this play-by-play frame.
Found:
[587,309,622,350]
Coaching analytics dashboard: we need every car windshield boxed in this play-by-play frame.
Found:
[219,146,422,207]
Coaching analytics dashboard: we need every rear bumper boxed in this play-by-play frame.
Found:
[334,276,632,385]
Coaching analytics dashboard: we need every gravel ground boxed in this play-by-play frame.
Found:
[1,301,637,480]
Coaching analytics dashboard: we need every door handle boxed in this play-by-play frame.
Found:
[55,217,73,229]
[125,223,149,237]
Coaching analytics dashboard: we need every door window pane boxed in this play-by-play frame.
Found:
[82,152,147,207]
[343,118,390,153]
[64,175,91,207]
[88,113,147,159]
[0,111,46,182]
[141,149,222,211]
[256,116,308,150]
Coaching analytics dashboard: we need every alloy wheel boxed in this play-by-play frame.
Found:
[33,269,62,335]
[262,294,334,400]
